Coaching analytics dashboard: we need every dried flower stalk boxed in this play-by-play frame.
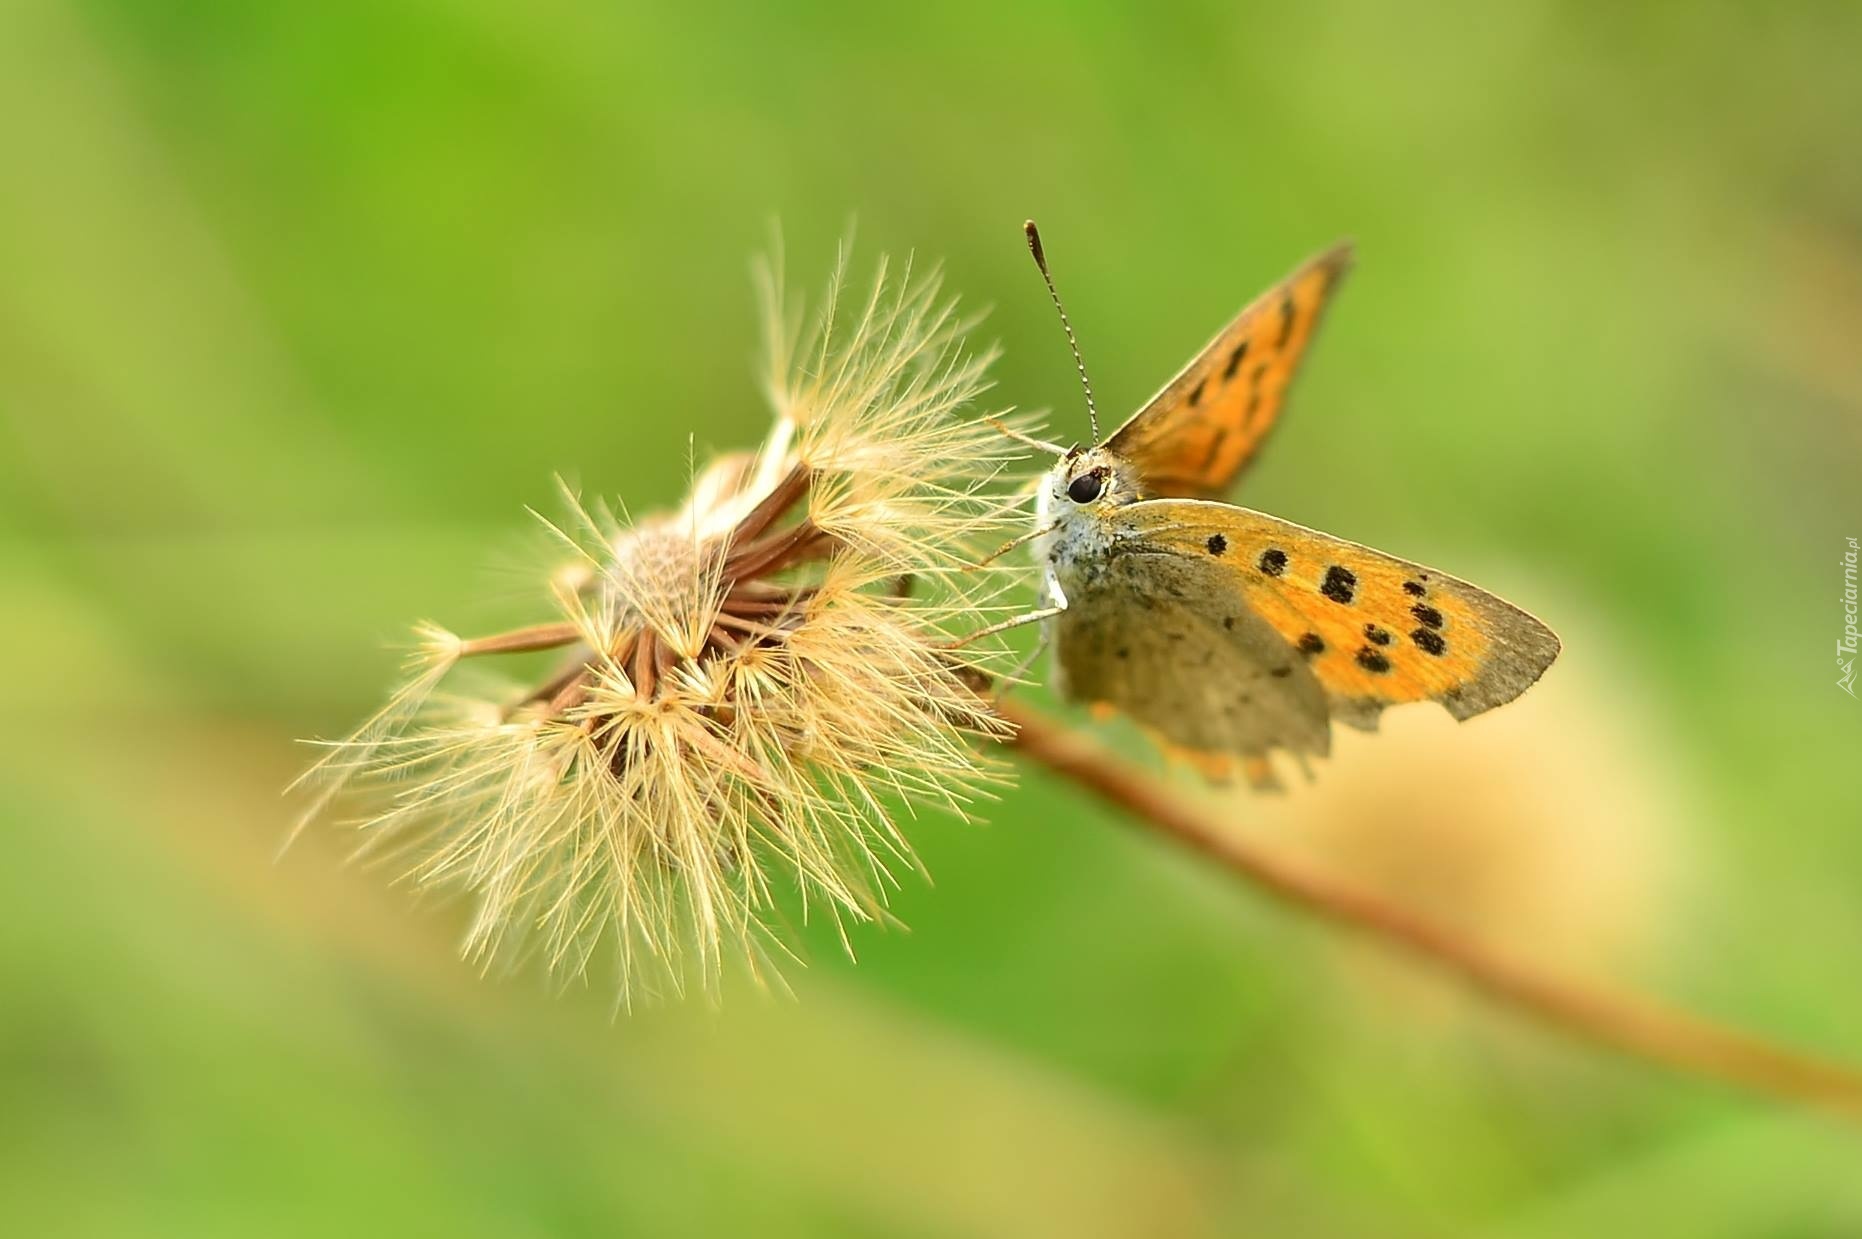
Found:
[296,248,1032,1002]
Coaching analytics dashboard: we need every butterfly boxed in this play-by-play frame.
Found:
[1012,222,1560,789]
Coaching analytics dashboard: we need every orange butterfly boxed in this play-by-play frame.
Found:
[1015,222,1559,788]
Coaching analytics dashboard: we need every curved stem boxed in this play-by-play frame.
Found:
[995,697,1862,1123]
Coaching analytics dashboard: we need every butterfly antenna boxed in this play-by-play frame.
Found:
[1024,220,1101,443]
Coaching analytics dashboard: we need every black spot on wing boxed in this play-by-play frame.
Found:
[1244,363,1271,425]
[1321,565,1357,604]
[1411,603,1444,629]
[1187,377,1206,407]
[1198,428,1229,473]
[1258,548,1287,576]
[1223,340,1249,381]
[1277,294,1296,347]
[1403,579,1427,597]
[1412,628,1447,656]
[1298,632,1325,656]
[1363,624,1392,646]
[1206,533,1228,556]
[1355,646,1392,673]
[1253,362,1270,384]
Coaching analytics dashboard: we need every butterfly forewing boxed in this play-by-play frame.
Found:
[1105,243,1353,499]
[1109,500,1561,728]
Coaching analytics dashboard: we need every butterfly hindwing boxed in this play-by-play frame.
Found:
[1105,499,1560,732]
[1104,243,1353,499]
[1050,536,1340,760]
[1052,539,1334,785]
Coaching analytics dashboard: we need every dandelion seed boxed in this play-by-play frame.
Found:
[294,246,1036,1003]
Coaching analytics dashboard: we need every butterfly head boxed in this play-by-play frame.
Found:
[1046,445,1143,512]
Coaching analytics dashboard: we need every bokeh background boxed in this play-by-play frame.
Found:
[4,1,1861,1234]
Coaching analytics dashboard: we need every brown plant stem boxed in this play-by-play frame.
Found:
[455,622,584,658]
[994,697,1862,1124]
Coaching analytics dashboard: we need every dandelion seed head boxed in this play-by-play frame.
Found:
[295,247,1033,1003]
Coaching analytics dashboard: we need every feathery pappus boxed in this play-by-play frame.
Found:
[293,245,1033,1003]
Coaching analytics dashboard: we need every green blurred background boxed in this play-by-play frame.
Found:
[4,1,1861,1234]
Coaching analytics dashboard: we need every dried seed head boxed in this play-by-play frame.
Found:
[294,248,1033,1003]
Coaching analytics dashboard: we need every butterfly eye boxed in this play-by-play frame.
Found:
[1067,471,1105,504]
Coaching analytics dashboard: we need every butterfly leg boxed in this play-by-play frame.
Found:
[941,567,1068,652]
[972,520,1063,569]
[1043,570,1069,610]
[942,603,1065,651]
[997,624,1052,686]
[984,416,1071,457]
